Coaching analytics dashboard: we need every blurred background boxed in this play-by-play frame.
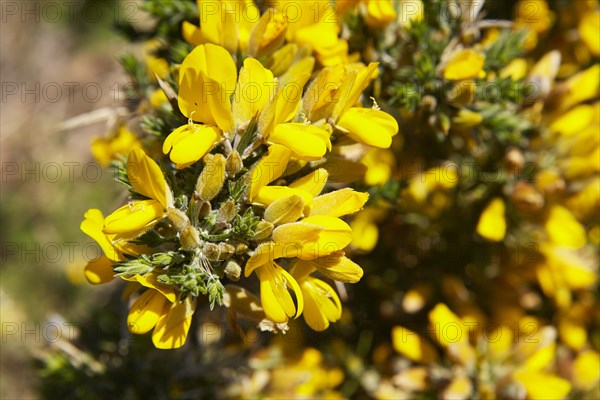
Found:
[1,1,135,396]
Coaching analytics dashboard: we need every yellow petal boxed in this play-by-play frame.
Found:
[428,303,467,346]
[163,124,221,169]
[302,65,346,122]
[545,205,586,248]
[264,194,305,225]
[559,64,600,111]
[103,200,165,236]
[275,216,353,260]
[127,289,167,334]
[124,273,177,303]
[559,319,587,351]
[573,350,600,391]
[392,326,438,363]
[289,168,328,196]
[365,0,397,27]
[443,49,486,80]
[81,209,121,261]
[258,72,311,137]
[550,105,595,137]
[350,212,379,253]
[177,44,236,131]
[311,188,368,217]
[268,123,331,160]
[249,144,292,201]
[579,11,600,56]
[83,256,114,284]
[248,8,288,58]
[337,108,399,148]
[500,58,528,80]
[334,63,378,118]
[245,242,277,277]
[127,148,171,207]
[253,186,314,210]
[257,262,303,323]
[310,255,364,283]
[233,58,275,125]
[301,277,341,331]
[476,198,506,241]
[152,296,197,349]
[513,371,571,400]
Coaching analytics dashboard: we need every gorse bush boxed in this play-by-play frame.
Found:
[37,0,598,398]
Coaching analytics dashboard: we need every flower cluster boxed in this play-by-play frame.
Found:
[82,0,398,349]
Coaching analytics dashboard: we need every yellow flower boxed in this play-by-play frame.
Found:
[573,350,600,391]
[152,296,197,349]
[579,11,600,56]
[297,275,342,331]
[558,64,600,112]
[544,205,586,249]
[501,58,528,80]
[392,326,438,363]
[232,57,275,126]
[365,0,397,28]
[248,144,292,201]
[177,43,237,131]
[293,253,364,284]
[336,107,399,148]
[82,256,114,285]
[182,0,259,54]
[303,62,399,148]
[91,125,142,167]
[515,0,554,34]
[103,148,173,238]
[512,371,571,400]
[255,261,303,324]
[443,49,486,81]
[81,207,151,285]
[162,123,222,169]
[247,8,288,58]
[476,198,506,242]
[350,209,380,253]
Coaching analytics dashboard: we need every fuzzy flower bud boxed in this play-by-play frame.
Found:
[224,260,241,281]
[180,225,201,250]
[167,207,190,232]
[217,199,237,223]
[226,150,243,176]
[196,153,226,201]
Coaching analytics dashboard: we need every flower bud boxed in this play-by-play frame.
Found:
[167,207,190,232]
[226,150,243,176]
[264,195,305,225]
[180,225,201,250]
[217,199,237,223]
[218,243,235,259]
[224,260,241,281]
[196,153,226,201]
[203,243,220,261]
[232,241,248,254]
[252,220,274,241]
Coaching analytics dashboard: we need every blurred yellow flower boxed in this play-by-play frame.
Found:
[476,198,506,242]
[443,49,486,80]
